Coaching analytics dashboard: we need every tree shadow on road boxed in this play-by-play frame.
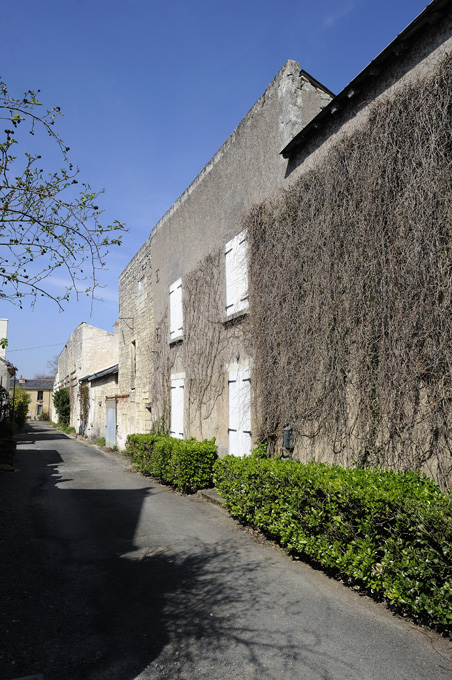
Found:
[0,428,363,680]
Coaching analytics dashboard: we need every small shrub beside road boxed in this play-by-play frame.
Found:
[214,453,452,633]
[125,433,217,494]
[10,387,31,430]
[53,388,70,426]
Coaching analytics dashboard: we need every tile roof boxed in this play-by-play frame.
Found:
[11,379,55,390]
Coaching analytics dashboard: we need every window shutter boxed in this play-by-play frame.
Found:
[225,242,235,314]
[169,278,183,341]
[228,368,251,456]
[235,235,248,314]
[225,231,248,316]
[170,377,184,439]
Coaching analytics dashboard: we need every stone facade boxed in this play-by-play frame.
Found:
[54,322,119,432]
[114,62,332,455]
[79,365,118,442]
[117,237,153,449]
[62,0,452,490]
[115,0,452,471]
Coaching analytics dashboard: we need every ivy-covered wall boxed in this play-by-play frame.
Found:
[246,53,452,489]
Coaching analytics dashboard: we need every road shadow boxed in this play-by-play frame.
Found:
[15,422,76,443]
[0,426,361,680]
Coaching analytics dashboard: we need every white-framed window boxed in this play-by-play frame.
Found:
[170,375,184,439]
[228,367,251,456]
[225,230,248,317]
[169,278,183,342]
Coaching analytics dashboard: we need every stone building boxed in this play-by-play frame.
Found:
[79,364,118,444]
[54,322,119,434]
[117,64,332,453]
[115,0,452,487]
[116,239,153,449]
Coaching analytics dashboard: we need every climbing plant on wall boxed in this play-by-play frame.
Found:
[244,53,452,489]
[79,384,89,435]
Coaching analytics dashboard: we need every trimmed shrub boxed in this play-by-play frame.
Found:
[10,386,31,429]
[169,437,218,493]
[124,433,161,474]
[53,388,70,426]
[214,455,452,632]
[125,433,217,494]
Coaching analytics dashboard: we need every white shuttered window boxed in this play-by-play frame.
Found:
[225,231,248,316]
[228,368,251,456]
[170,376,184,439]
[169,278,183,341]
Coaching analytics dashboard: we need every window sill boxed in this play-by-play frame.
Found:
[169,335,184,347]
[222,309,249,326]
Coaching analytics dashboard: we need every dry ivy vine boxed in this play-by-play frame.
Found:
[79,384,89,435]
[153,250,250,440]
[245,53,452,489]
[152,311,173,433]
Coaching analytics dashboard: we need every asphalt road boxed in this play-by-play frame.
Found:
[0,422,451,680]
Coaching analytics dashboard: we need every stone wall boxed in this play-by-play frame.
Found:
[117,237,153,449]
[54,322,119,431]
[116,2,452,471]
[145,62,331,456]
[82,371,118,442]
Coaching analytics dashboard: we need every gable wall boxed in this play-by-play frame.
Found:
[54,323,119,431]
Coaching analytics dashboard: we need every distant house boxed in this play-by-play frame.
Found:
[11,377,54,419]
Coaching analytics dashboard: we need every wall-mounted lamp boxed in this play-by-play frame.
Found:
[282,426,294,451]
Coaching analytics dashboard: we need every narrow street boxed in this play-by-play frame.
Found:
[0,422,450,680]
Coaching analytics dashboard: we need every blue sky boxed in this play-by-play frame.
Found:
[2,0,430,376]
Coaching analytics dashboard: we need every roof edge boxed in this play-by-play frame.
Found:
[281,0,449,158]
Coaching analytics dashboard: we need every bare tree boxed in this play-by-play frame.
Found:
[0,79,126,310]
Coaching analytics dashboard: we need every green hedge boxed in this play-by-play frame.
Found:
[125,433,217,494]
[214,454,452,631]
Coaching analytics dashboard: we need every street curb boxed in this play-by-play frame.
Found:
[196,487,225,508]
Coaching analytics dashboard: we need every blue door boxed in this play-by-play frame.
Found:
[105,399,116,448]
